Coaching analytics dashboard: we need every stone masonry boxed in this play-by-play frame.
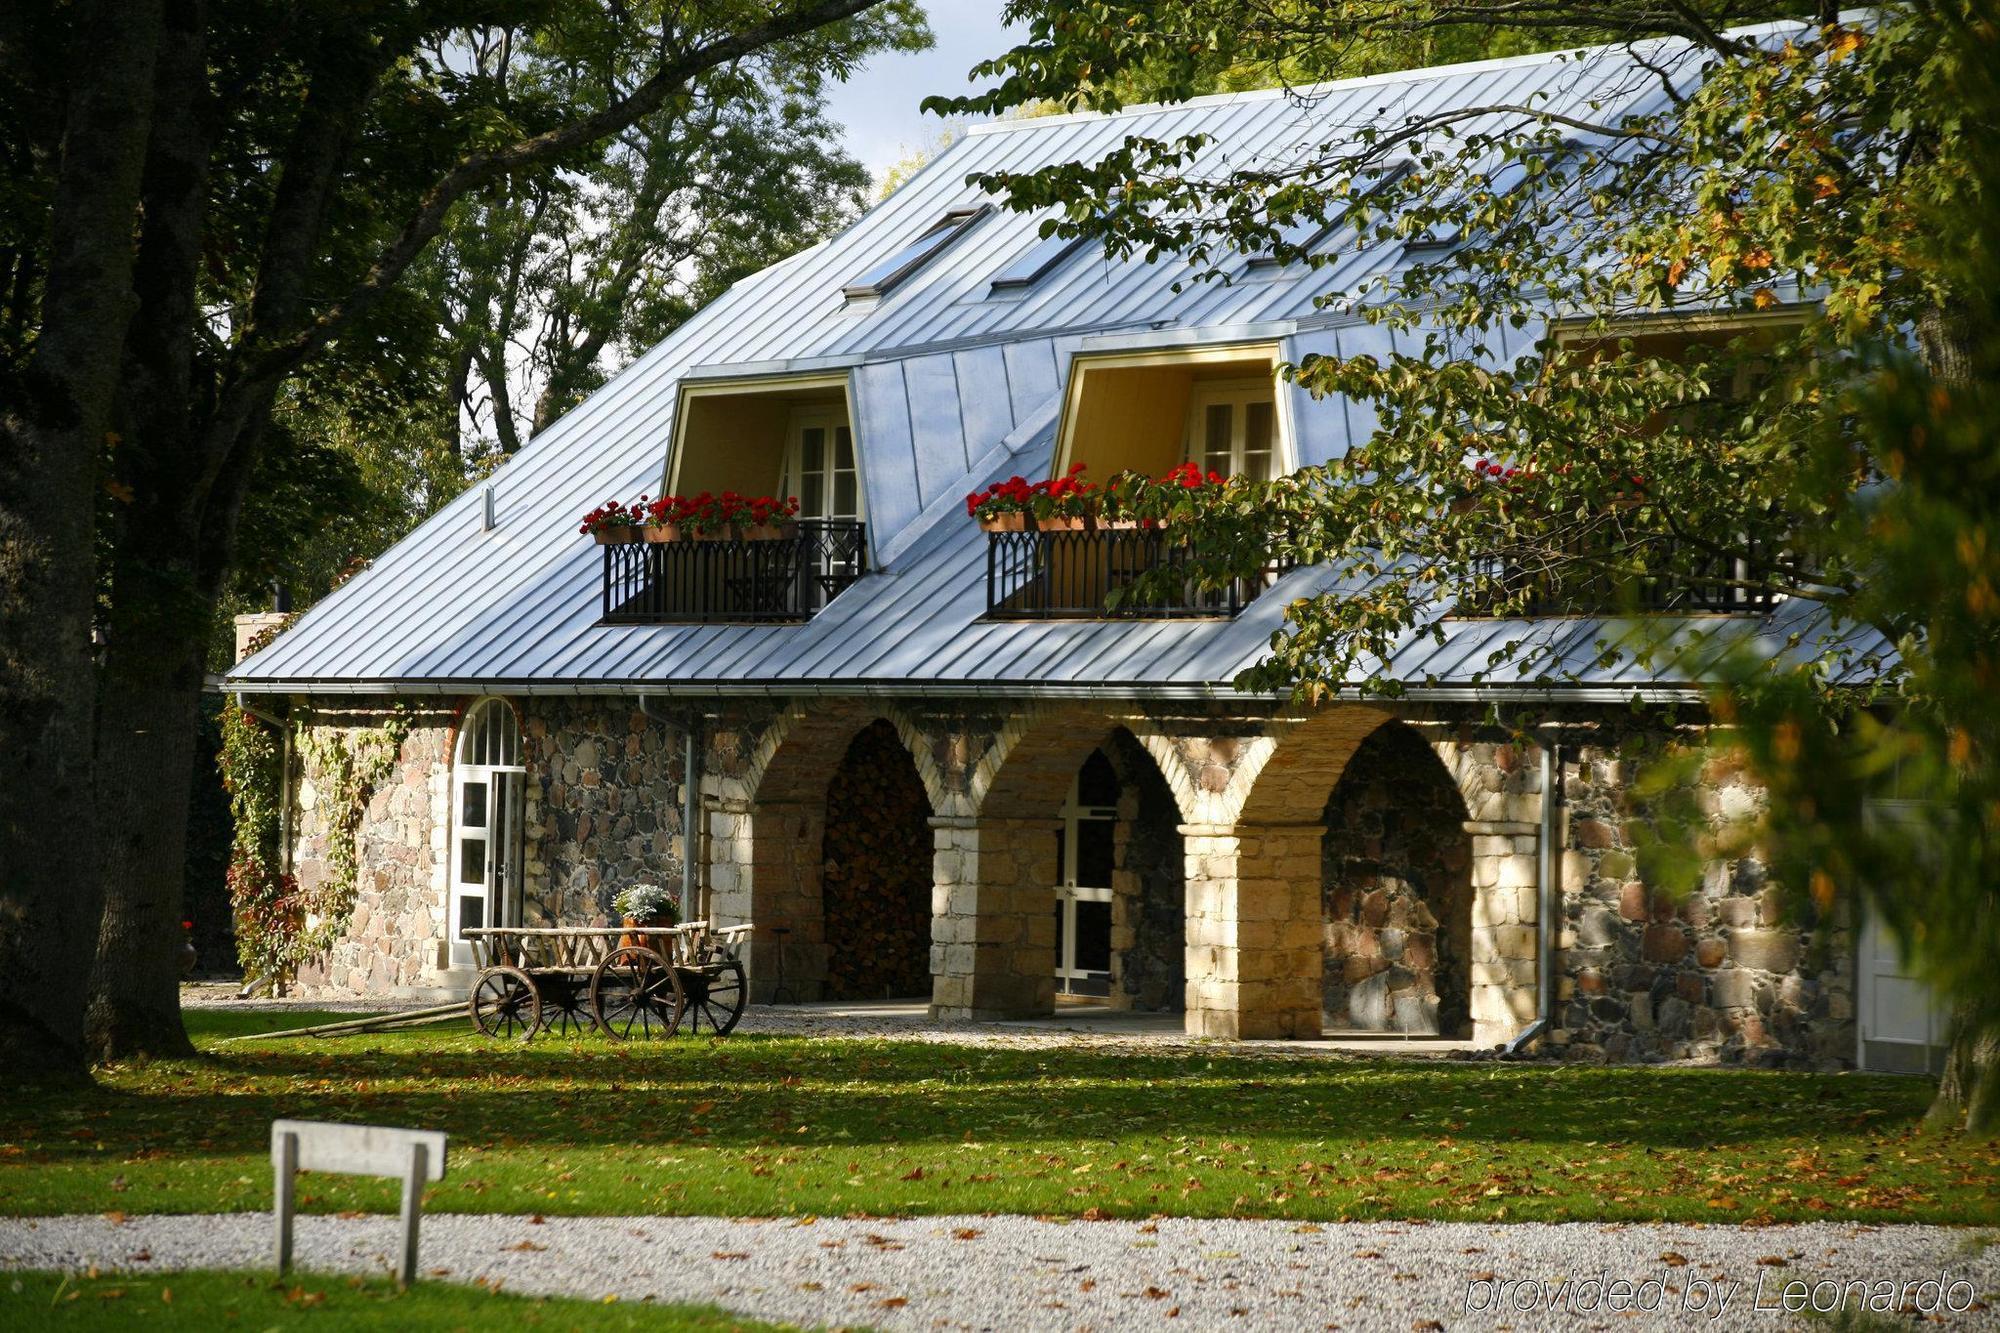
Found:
[267,686,1855,1067]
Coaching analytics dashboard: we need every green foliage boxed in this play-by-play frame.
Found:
[217,698,292,985]
[5,1017,1994,1223]
[928,2,1999,1119]
[291,710,412,962]
[217,691,410,989]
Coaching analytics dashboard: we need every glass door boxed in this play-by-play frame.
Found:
[449,699,525,969]
[1053,754,1118,997]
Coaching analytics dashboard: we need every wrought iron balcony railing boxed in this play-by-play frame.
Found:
[601,520,867,624]
[985,525,1280,619]
[1463,532,1783,616]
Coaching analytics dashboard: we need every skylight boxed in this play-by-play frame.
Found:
[989,228,1091,293]
[1247,163,1411,269]
[842,205,991,301]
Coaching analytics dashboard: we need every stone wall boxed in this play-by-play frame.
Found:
[290,705,454,995]
[1554,733,1853,1068]
[1320,722,1473,1035]
[520,699,688,924]
[1107,736,1185,1013]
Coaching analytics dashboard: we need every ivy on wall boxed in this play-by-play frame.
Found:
[219,698,296,986]
[218,687,411,988]
[293,711,410,959]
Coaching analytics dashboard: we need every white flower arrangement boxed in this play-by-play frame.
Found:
[612,882,680,924]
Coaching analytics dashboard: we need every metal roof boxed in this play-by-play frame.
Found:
[226,22,1877,700]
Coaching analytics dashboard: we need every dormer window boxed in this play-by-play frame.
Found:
[843,205,991,301]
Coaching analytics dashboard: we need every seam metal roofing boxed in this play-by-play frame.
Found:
[225,20,1882,700]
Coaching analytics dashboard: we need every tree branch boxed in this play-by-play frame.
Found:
[243,0,888,385]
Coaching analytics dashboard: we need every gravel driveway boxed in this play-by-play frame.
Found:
[3,1213,1993,1329]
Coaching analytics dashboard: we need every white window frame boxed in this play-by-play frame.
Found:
[781,406,863,522]
[1185,378,1280,481]
[448,699,526,969]
[1054,770,1117,992]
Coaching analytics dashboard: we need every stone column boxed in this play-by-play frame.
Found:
[1182,821,1325,1039]
[711,797,827,1002]
[929,815,1058,1021]
[1465,818,1541,1045]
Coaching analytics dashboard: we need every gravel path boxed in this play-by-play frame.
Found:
[3,1213,1992,1329]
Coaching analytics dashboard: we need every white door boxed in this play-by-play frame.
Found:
[1856,799,1950,1073]
[1186,379,1278,481]
[783,407,861,521]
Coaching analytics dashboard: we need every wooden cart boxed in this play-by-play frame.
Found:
[461,922,751,1041]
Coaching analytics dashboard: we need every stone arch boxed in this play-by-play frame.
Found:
[931,707,1193,1021]
[707,698,939,1002]
[1318,720,1475,1037]
[1224,706,1396,828]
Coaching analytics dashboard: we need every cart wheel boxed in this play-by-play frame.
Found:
[590,946,686,1040]
[682,957,747,1036]
[469,965,541,1041]
[538,973,596,1038]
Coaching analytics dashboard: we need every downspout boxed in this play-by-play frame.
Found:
[638,696,703,921]
[1505,739,1563,1056]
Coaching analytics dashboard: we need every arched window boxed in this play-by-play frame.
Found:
[449,699,525,968]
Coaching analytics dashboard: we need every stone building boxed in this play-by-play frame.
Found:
[222,33,1931,1071]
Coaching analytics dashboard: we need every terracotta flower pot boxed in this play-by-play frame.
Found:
[976,512,1032,533]
[736,521,800,541]
[619,914,678,951]
[593,525,640,545]
[641,523,682,543]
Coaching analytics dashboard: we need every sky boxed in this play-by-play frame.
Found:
[821,1,1026,186]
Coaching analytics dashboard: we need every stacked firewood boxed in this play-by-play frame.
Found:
[821,720,934,999]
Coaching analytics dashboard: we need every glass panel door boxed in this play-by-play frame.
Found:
[786,409,862,521]
[1187,380,1279,482]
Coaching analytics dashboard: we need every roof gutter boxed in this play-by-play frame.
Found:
[211,675,1713,706]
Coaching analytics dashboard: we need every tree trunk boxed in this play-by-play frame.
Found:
[87,629,208,1059]
[0,0,162,1082]
[82,0,209,1062]
[1926,1004,1998,1138]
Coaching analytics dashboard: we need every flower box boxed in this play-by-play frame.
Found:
[736,520,801,541]
[1036,515,1091,532]
[593,525,641,545]
[641,523,681,543]
[977,513,1033,533]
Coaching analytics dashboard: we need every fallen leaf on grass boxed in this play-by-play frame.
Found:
[900,1167,925,1181]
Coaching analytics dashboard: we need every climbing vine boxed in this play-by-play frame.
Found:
[219,698,297,985]
[218,680,411,987]
[292,709,410,960]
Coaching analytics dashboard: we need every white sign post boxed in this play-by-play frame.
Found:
[271,1119,449,1287]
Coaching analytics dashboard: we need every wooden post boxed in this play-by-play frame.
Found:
[398,1142,427,1288]
[273,1128,298,1275]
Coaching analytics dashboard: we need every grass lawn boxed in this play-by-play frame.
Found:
[1,1009,1993,1224]
[0,1269,791,1330]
